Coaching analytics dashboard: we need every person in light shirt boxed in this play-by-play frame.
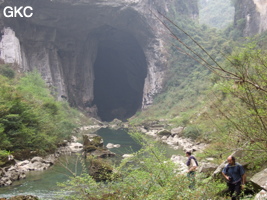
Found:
[185,151,198,189]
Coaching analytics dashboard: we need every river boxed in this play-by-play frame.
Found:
[0,128,183,199]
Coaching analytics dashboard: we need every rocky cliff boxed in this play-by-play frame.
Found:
[234,0,267,36]
[0,0,198,121]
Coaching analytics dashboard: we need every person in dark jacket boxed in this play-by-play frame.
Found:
[222,156,246,200]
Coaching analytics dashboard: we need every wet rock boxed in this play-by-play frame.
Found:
[90,149,116,158]
[55,141,83,155]
[16,158,51,171]
[0,176,12,186]
[80,125,104,132]
[55,146,72,155]
[68,142,83,153]
[213,161,228,178]
[0,166,26,186]
[251,168,267,191]
[88,158,114,182]
[31,157,43,163]
[83,134,104,148]
[138,122,206,153]
[6,168,20,181]
[1,195,39,200]
[106,143,120,149]
[71,135,78,142]
[30,162,50,171]
[108,118,123,129]
[84,145,99,153]
[0,154,57,186]
[82,133,116,158]
[106,143,114,148]
[161,135,168,140]
[16,160,30,167]
[57,140,68,147]
[170,155,187,173]
[198,163,218,175]
[158,129,171,137]
[122,154,134,158]
[255,190,267,200]
[171,127,184,136]
[43,155,56,165]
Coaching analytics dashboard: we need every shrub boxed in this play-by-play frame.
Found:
[57,132,225,199]
[0,71,79,157]
[183,125,202,140]
[0,64,15,79]
[0,150,11,166]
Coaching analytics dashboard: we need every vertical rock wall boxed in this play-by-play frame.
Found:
[234,0,267,36]
[253,0,267,33]
[0,0,199,120]
[0,27,22,66]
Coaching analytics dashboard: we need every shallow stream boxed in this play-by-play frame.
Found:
[0,128,183,199]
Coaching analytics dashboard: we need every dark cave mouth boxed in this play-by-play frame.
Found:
[92,28,147,122]
[0,1,152,122]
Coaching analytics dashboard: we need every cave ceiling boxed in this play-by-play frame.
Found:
[0,0,165,121]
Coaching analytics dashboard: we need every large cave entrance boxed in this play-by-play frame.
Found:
[0,1,156,122]
[93,27,147,122]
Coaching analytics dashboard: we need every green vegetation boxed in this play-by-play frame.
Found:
[0,150,11,166]
[0,1,265,199]
[195,40,267,167]
[47,1,267,199]
[134,16,266,169]
[0,68,80,163]
[131,11,231,127]
[199,0,234,29]
[0,64,15,79]
[56,4,267,199]
[131,0,267,183]
[57,133,226,200]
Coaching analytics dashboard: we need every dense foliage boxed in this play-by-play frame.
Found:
[195,40,267,168]
[131,11,231,129]
[57,133,226,200]
[131,0,267,178]
[0,67,79,162]
[0,1,265,198]
[199,0,234,29]
[37,2,267,199]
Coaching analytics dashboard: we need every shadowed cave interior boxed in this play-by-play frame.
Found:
[93,28,147,122]
[0,0,151,122]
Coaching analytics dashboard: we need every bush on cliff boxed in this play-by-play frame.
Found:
[0,70,78,162]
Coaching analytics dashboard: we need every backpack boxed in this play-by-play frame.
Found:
[188,156,198,166]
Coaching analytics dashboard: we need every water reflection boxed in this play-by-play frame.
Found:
[96,128,142,155]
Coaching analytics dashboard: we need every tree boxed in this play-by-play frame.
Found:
[154,10,267,164]
[213,43,267,158]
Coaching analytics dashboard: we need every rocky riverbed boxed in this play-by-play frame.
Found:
[2,119,267,199]
[0,131,115,187]
[0,195,39,200]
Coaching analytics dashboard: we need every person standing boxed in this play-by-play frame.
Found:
[222,156,246,200]
[186,151,198,189]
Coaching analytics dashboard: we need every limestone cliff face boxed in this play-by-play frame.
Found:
[0,0,198,121]
[234,0,267,36]
[0,27,22,65]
